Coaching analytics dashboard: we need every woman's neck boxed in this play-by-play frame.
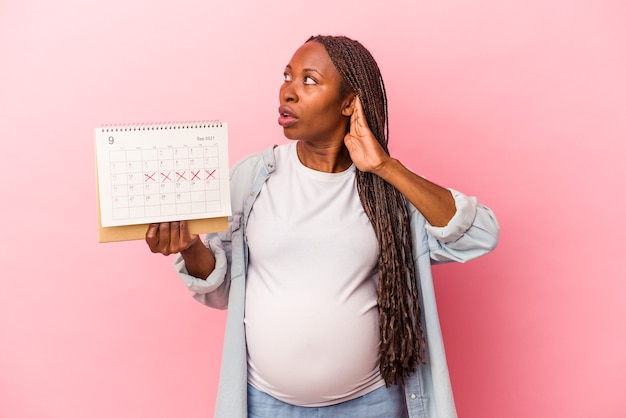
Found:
[295,140,352,173]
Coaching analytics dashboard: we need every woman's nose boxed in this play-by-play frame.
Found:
[280,82,297,102]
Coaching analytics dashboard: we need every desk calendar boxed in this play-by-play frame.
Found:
[95,121,231,241]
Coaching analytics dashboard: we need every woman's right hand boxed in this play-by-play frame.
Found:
[145,221,199,256]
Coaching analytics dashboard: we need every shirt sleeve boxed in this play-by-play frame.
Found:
[174,235,231,309]
[424,188,500,263]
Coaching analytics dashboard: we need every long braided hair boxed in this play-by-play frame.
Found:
[307,35,426,386]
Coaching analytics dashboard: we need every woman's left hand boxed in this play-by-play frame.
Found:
[344,96,390,174]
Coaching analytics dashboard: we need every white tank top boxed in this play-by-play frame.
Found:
[245,142,385,407]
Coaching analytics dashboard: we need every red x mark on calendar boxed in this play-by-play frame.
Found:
[160,172,172,182]
[191,170,200,181]
[144,172,156,182]
[206,169,216,179]
[176,171,187,181]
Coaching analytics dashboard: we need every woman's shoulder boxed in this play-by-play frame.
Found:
[230,147,271,175]
[230,143,292,178]
[228,144,284,193]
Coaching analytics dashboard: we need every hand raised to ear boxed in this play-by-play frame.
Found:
[343,96,390,174]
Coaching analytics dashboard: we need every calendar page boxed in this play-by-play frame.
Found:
[95,122,231,228]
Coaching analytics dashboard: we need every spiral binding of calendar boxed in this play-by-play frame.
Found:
[99,120,223,132]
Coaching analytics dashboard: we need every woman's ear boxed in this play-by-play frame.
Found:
[341,94,357,116]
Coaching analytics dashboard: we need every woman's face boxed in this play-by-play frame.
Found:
[278,41,354,144]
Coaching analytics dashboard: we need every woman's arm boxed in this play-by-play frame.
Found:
[373,159,456,227]
[344,97,456,226]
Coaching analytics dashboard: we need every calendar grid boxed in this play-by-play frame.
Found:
[109,145,223,222]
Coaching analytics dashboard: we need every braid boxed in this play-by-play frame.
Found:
[308,35,425,386]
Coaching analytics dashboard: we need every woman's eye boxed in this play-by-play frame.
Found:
[304,76,316,85]
[283,73,292,82]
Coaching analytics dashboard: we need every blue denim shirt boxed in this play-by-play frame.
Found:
[175,144,499,418]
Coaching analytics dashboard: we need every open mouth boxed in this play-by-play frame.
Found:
[278,107,298,128]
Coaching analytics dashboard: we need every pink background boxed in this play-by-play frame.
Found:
[1,0,624,417]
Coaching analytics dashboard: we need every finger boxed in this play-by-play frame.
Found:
[146,223,160,252]
[350,97,359,121]
[354,95,363,114]
[169,221,181,254]
[179,220,199,249]
[179,220,188,235]
[179,220,193,241]
[158,222,172,254]
[353,96,363,119]
[350,97,366,132]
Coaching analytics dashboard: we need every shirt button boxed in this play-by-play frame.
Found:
[410,393,417,400]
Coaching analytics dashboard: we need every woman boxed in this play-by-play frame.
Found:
[146,35,499,418]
